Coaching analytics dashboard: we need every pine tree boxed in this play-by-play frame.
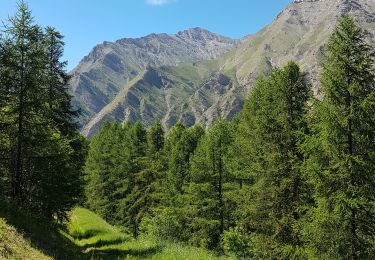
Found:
[1,1,45,203]
[147,120,165,156]
[117,122,149,238]
[230,61,310,257]
[168,125,204,195]
[140,124,204,242]
[303,15,375,259]
[84,122,127,222]
[164,121,186,154]
[188,119,235,251]
[0,1,86,219]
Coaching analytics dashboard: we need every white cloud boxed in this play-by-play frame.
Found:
[147,0,169,6]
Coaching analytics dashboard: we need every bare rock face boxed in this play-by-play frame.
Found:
[77,0,375,137]
[222,0,375,90]
[70,28,239,125]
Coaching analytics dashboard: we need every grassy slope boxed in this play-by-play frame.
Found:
[0,200,84,259]
[0,203,223,259]
[66,207,221,259]
[0,218,51,260]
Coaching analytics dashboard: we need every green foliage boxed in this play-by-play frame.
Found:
[147,120,165,156]
[168,124,204,195]
[222,227,253,258]
[66,207,218,259]
[188,119,236,251]
[139,207,188,242]
[85,120,167,239]
[302,15,375,259]
[84,121,127,222]
[79,16,374,259]
[140,124,205,244]
[0,1,86,219]
[231,61,311,257]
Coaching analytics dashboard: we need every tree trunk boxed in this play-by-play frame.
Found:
[13,33,26,203]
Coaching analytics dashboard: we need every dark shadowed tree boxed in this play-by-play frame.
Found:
[0,1,86,219]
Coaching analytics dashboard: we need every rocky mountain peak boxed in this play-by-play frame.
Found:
[290,0,375,16]
[70,28,239,126]
[73,0,374,137]
[176,27,230,41]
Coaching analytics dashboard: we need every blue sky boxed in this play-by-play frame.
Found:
[0,0,291,70]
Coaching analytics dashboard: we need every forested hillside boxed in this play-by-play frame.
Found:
[84,15,375,259]
[1,1,375,260]
[78,0,375,137]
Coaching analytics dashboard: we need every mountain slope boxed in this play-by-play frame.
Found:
[81,61,243,137]
[221,0,375,89]
[80,0,375,137]
[70,28,239,124]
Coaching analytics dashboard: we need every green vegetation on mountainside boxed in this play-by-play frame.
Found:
[67,207,222,259]
[0,200,83,259]
[0,218,51,260]
[0,202,222,259]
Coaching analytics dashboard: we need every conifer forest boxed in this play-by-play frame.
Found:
[0,1,374,259]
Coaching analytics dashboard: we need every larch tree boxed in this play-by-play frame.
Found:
[0,1,86,219]
[231,61,310,258]
[188,119,235,251]
[303,15,375,259]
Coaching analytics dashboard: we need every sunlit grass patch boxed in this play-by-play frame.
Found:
[66,207,223,259]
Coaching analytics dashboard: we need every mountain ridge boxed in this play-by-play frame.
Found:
[73,0,375,137]
[70,27,240,125]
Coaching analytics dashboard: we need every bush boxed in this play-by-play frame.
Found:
[222,227,252,258]
[140,208,189,242]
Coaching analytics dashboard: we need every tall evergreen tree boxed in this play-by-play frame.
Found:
[147,120,164,156]
[1,1,45,202]
[0,1,86,219]
[231,61,310,258]
[141,124,204,242]
[84,122,127,222]
[125,121,167,238]
[117,122,149,238]
[188,119,235,251]
[164,121,186,154]
[303,15,375,259]
[168,125,204,196]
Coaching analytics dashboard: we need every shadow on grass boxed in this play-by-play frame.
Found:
[0,200,165,259]
[78,236,129,249]
[0,199,88,260]
[87,244,164,259]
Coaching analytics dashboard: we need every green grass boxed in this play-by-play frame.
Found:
[66,207,222,259]
[148,243,223,260]
[0,200,84,259]
[0,201,223,259]
[0,218,52,260]
[68,208,127,240]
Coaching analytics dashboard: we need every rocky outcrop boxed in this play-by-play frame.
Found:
[77,0,375,137]
[70,28,239,125]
